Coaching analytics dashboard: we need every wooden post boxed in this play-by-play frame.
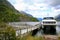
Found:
[19,28,21,40]
[27,26,28,33]
[20,28,21,37]
[31,27,32,31]
[25,23,28,33]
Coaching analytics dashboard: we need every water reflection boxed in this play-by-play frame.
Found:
[36,26,60,36]
[56,26,60,35]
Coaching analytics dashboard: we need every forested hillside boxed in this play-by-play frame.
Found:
[0,0,39,22]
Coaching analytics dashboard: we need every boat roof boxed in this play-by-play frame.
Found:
[42,19,56,22]
[43,17,54,19]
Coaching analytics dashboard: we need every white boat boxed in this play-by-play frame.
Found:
[41,17,57,35]
[42,17,57,25]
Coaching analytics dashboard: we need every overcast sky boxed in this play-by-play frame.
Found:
[8,0,60,18]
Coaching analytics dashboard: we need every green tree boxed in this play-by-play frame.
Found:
[0,0,39,22]
[0,22,16,40]
[0,3,20,22]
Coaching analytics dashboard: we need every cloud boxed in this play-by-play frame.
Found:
[8,0,16,5]
[54,5,60,9]
[12,0,29,11]
[14,3,28,11]
[46,0,60,6]
[8,0,60,18]
[46,0,60,9]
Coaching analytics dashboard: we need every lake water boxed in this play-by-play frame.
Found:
[36,22,60,36]
[16,22,60,36]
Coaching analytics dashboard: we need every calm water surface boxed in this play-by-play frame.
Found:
[16,22,60,36]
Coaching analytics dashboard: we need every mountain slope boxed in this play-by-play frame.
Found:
[37,18,43,21]
[55,14,60,21]
[20,11,33,17]
[0,0,39,22]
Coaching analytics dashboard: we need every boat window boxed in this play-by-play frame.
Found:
[43,22,56,23]
[43,17,54,19]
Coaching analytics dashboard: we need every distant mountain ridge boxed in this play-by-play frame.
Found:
[0,0,39,22]
[37,18,43,21]
[55,14,60,21]
[20,11,33,17]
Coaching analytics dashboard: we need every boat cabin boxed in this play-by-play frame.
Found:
[42,17,57,35]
